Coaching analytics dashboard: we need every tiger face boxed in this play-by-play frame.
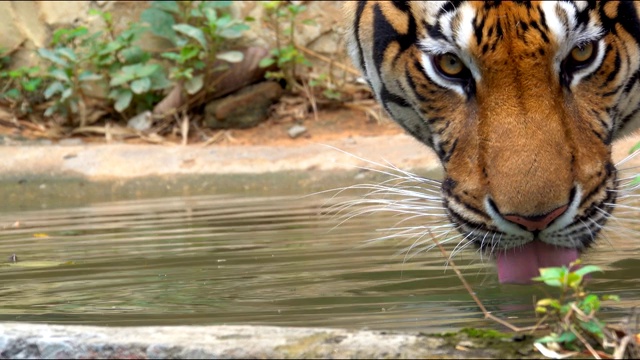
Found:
[345,1,640,283]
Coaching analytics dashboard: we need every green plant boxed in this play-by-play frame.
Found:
[309,73,342,101]
[259,1,313,89]
[0,66,44,113]
[38,12,171,123]
[38,27,103,123]
[533,260,620,353]
[87,9,170,114]
[141,0,250,96]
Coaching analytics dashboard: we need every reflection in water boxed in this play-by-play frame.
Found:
[0,185,638,332]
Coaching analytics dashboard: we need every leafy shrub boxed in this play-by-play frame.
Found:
[141,0,250,96]
[0,66,44,114]
[37,16,172,124]
[259,1,313,89]
[534,260,620,353]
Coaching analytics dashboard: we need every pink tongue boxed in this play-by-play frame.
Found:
[496,242,579,284]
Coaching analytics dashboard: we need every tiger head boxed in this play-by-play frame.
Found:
[345,1,640,283]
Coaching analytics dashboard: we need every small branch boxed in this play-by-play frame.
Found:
[429,230,539,333]
[296,44,361,76]
[569,325,601,360]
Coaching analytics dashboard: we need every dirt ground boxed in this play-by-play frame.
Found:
[202,107,403,147]
[0,104,403,148]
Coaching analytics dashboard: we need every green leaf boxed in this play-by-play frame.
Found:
[38,48,68,66]
[532,266,567,287]
[98,41,123,56]
[173,24,208,50]
[216,51,244,63]
[111,64,160,86]
[120,46,150,64]
[51,26,88,46]
[216,14,232,28]
[56,47,78,62]
[536,298,561,309]
[60,87,73,101]
[259,57,276,68]
[135,64,160,78]
[602,294,621,301]
[44,105,58,117]
[323,89,342,101]
[78,71,102,82]
[194,60,206,70]
[179,45,200,62]
[22,78,42,92]
[44,81,64,99]
[110,71,135,87]
[49,68,70,82]
[130,77,151,94]
[150,0,180,14]
[566,272,583,289]
[535,334,560,344]
[184,74,203,94]
[161,52,182,62]
[630,141,640,154]
[219,23,250,39]
[114,89,133,112]
[3,88,20,99]
[140,8,177,44]
[574,265,602,277]
[7,69,23,78]
[202,1,232,8]
[580,294,601,313]
[147,68,171,90]
[579,320,604,337]
[555,331,577,344]
[203,7,217,24]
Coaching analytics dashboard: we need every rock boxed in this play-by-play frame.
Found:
[0,323,542,359]
[127,111,153,132]
[287,124,307,139]
[204,82,282,129]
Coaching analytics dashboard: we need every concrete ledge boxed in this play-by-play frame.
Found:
[0,323,541,359]
[0,135,439,181]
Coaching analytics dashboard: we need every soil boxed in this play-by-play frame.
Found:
[204,107,403,147]
[0,105,403,147]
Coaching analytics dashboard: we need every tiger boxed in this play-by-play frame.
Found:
[344,1,640,283]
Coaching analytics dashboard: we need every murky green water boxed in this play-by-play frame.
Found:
[0,172,638,333]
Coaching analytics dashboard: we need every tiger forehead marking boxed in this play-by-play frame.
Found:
[345,1,640,283]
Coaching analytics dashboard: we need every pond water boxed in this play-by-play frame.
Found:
[0,170,639,333]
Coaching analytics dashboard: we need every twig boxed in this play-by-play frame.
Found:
[180,111,189,146]
[613,335,631,359]
[569,325,602,360]
[428,230,540,333]
[297,44,361,76]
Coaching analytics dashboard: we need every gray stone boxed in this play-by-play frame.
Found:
[127,111,153,132]
[288,124,308,138]
[0,323,542,359]
[204,81,283,129]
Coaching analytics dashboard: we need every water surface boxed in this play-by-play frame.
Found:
[0,174,638,333]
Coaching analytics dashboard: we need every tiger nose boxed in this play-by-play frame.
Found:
[503,205,569,232]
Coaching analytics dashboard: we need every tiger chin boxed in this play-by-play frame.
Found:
[344,1,640,283]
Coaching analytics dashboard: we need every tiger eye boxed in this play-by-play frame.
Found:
[570,42,594,63]
[436,53,465,77]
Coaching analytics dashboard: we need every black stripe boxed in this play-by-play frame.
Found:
[354,1,367,73]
